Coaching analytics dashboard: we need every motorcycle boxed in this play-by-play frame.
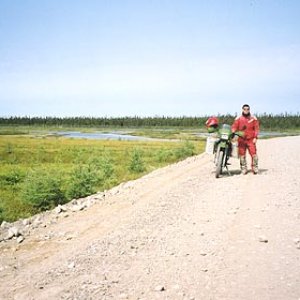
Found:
[210,124,243,178]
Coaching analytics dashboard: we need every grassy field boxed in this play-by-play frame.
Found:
[0,132,205,222]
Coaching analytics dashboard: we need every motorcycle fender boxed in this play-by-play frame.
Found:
[219,141,227,148]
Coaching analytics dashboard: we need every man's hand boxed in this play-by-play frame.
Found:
[253,138,257,144]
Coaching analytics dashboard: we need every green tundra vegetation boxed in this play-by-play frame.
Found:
[0,134,204,222]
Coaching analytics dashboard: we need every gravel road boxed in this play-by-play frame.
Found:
[0,136,299,300]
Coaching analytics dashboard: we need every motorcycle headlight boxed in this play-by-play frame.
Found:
[221,133,229,140]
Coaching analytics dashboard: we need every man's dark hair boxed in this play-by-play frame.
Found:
[242,104,250,109]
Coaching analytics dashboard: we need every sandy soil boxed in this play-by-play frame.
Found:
[0,136,299,300]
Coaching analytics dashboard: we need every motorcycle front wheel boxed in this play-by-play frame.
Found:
[216,150,224,178]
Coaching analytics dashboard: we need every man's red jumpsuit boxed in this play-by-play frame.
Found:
[231,114,259,172]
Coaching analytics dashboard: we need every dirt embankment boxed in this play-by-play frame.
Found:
[0,136,299,300]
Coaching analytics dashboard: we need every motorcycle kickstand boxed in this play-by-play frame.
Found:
[225,165,231,176]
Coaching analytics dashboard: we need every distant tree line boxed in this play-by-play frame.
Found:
[0,113,299,130]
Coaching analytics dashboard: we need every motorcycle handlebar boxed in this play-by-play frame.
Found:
[232,131,244,138]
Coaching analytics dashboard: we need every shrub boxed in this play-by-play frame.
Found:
[67,163,102,199]
[22,169,66,211]
[155,148,174,163]
[0,193,32,222]
[99,155,117,189]
[0,168,25,186]
[174,141,196,159]
[129,149,145,173]
[100,156,115,179]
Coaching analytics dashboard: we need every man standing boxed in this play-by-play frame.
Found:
[231,104,260,174]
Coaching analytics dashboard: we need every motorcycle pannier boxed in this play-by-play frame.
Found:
[205,136,218,154]
[231,141,239,158]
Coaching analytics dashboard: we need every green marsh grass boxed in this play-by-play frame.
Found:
[0,135,205,222]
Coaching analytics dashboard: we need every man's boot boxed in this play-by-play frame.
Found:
[240,155,247,175]
[252,155,259,174]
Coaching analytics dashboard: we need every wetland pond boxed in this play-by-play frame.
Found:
[52,131,155,141]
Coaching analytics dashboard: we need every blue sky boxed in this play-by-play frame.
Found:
[0,0,299,117]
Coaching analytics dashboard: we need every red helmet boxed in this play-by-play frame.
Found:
[205,116,219,128]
